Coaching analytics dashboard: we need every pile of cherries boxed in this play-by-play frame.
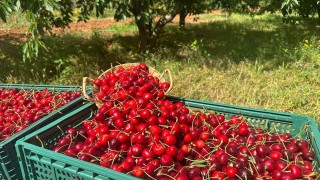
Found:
[52,64,318,180]
[0,88,81,141]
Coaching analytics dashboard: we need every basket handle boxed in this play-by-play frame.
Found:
[159,69,173,94]
[82,77,95,102]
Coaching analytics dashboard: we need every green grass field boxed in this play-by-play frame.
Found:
[1,12,320,121]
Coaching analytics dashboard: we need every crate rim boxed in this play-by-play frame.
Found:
[167,95,311,119]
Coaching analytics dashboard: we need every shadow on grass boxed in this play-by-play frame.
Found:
[159,18,319,68]
[0,14,319,84]
[0,31,139,84]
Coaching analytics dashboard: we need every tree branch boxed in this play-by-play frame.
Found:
[153,1,182,37]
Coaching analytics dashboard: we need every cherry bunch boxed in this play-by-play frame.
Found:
[0,88,81,141]
[52,63,318,180]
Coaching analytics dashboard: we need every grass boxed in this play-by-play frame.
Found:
[0,12,320,121]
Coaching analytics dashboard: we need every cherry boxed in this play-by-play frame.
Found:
[145,163,156,175]
[142,149,154,160]
[166,145,178,157]
[238,126,248,136]
[301,148,315,161]
[282,150,294,161]
[270,143,283,152]
[152,143,166,156]
[264,158,275,171]
[163,134,177,145]
[286,143,298,153]
[218,153,229,166]
[139,109,151,119]
[226,145,239,156]
[256,145,269,158]
[132,166,144,177]
[225,166,238,178]
[117,133,129,143]
[303,160,313,171]
[194,140,205,149]
[160,154,173,166]
[211,171,226,180]
[109,138,120,150]
[296,140,309,150]
[288,164,303,178]
[280,173,295,180]
[269,151,282,161]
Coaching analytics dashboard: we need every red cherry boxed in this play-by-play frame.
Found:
[269,151,282,161]
[132,166,144,177]
[160,154,173,166]
[163,134,177,145]
[152,144,166,156]
[288,164,303,178]
[225,166,238,177]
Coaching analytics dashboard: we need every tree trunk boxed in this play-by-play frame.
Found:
[179,8,187,27]
[130,1,181,51]
[136,19,151,52]
[148,3,181,49]
[281,9,288,16]
[130,0,153,52]
[179,13,187,27]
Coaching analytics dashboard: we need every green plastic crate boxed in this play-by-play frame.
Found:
[15,96,320,180]
[0,84,91,180]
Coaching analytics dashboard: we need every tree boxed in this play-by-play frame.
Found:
[110,0,182,51]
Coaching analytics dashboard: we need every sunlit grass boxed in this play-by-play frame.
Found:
[149,59,320,121]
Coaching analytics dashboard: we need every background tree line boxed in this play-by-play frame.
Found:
[0,0,320,59]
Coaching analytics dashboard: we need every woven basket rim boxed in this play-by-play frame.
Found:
[97,63,165,82]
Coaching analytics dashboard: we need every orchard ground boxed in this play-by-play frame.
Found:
[0,10,320,121]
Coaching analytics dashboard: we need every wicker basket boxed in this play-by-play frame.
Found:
[82,63,173,107]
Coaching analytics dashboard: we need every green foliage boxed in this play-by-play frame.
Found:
[17,0,60,61]
[278,0,320,19]
[0,0,16,22]
[180,0,212,15]
[281,0,299,14]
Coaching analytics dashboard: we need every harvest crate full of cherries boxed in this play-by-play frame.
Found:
[0,84,86,180]
[15,63,320,180]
